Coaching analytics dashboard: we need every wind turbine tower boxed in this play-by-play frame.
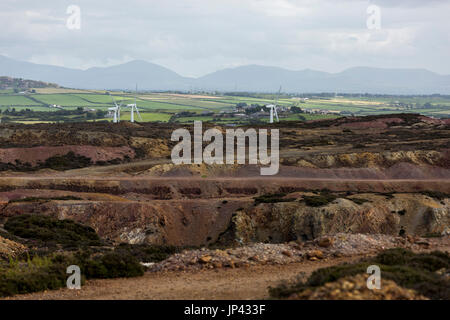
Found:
[109,95,123,123]
[267,86,281,124]
[127,84,142,123]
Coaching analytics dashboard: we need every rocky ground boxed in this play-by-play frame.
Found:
[0,235,26,260]
[0,114,448,299]
[0,113,448,173]
[1,190,447,247]
[0,114,448,247]
[148,233,449,272]
[3,234,448,300]
[287,274,429,300]
[2,258,355,300]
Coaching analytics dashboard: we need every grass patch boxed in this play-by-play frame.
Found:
[0,151,96,172]
[423,232,442,238]
[378,192,395,200]
[420,191,449,200]
[39,151,92,171]
[347,198,370,205]
[9,196,82,203]
[254,193,295,204]
[269,248,450,300]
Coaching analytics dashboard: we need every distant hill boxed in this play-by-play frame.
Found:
[0,56,188,91]
[0,76,58,90]
[196,65,450,94]
[1,55,449,94]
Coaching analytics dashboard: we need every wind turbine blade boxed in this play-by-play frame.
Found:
[275,107,279,122]
[111,96,119,108]
[269,106,274,123]
[136,106,143,121]
[274,86,282,106]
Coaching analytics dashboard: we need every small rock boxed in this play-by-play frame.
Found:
[295,241,305,248]
[215,249,228,257]
[307,250,324,259]
[318,237,334,248]
[225,259,235,268]
[199,255,212,263]
[140,262,155,268]
[281,250,293,257]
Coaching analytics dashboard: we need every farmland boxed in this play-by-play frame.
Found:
[0,88,449,123]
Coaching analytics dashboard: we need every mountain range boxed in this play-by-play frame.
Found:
[1,55,449,94]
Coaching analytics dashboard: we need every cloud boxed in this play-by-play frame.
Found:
[0,0,449,76]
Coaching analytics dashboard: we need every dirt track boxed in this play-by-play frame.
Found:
[4,257,361,300]
[0,176,449,197]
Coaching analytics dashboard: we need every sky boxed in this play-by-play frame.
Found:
[0,0,449,77]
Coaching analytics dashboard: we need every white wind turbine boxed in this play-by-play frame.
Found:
[109,95,123,123]
[267,86,281,123]
[126,84,142,122]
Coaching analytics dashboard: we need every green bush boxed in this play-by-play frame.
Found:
[40,151,92,171]
[302,193,337,207]
[0,216,189,297]
[254,193,295,204]
[0,248,146,297]
[4,214,102,247]
[374,248,449,272]
[0,254,76,297]
[0,220,182,297]
[83,251,144,279]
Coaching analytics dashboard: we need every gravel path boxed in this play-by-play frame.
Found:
[4,257,360,300]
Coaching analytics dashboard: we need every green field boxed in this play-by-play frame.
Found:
[0,105,53,112]
[118,112,172,122]
[0,89,448,123]
[0,89,15,94]
[31,94,101,107]
[72,94,127,104]
[0,95,39,106]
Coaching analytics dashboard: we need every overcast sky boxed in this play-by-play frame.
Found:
[0,0,449,77]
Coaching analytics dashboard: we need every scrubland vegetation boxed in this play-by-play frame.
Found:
[270,248,450,300]
[0,215,181,297]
